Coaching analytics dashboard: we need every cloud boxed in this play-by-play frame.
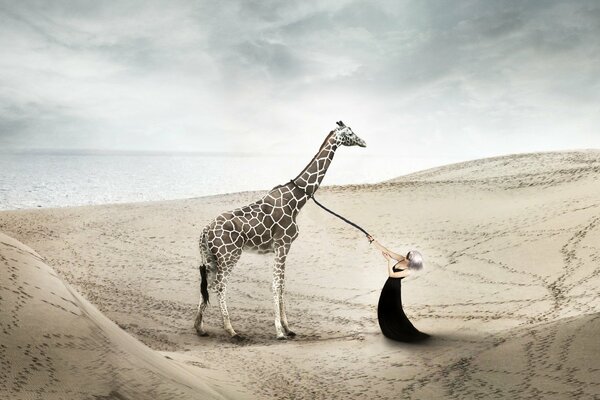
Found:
[0,0,599,160]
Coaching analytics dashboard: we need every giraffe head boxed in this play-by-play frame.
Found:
[333,121,367,148]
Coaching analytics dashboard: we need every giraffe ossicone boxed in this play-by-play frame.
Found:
[194,121,367,340]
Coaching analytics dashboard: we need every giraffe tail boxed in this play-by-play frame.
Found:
[199,227,211,305]
[200,264,209,305]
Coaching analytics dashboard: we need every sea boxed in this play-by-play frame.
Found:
[0,150,450,211]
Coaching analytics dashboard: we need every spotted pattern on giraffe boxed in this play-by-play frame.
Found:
[194,121,367,340]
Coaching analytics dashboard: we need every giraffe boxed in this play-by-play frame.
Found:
[193,121,367,340]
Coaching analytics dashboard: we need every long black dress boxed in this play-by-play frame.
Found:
[377,268,429,342]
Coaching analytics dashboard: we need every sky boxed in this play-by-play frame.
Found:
[1,0,599,164]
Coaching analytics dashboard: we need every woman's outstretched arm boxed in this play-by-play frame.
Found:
[368,235,406,261]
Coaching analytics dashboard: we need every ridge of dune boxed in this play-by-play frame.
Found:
[386,149,600,186]
[0,232,234,400]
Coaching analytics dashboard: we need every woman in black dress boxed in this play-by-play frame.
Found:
[368,236,429,342]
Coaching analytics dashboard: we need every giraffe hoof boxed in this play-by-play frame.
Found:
[276,335,288,340]
[196,330,209,337]
[231,334,247,342]
[286,330,297,338]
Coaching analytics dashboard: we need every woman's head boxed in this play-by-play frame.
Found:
[406,250,423,271]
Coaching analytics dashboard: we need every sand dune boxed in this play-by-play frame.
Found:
[0,233,237,399]
[409,313,600,399]
[1,150,599,399]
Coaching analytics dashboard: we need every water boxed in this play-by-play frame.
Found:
[0,150,429,210]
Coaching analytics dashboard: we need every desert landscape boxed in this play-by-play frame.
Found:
[1,150,600,399]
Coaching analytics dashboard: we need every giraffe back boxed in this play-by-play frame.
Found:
[204,184,303,257]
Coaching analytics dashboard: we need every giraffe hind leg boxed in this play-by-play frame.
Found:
[195,228,214,336]
[214,249,246,341]
[194,264,210,336]
[215,273,246,341]
[194,300,209,336]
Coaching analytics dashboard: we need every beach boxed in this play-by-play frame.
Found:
[1,150,600,399]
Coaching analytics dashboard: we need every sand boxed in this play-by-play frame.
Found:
[1,150,600,399]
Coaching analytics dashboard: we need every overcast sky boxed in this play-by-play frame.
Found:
[1,0,599,162]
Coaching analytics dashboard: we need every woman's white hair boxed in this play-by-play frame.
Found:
[407,250,424,271]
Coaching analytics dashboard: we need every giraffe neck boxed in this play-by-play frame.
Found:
[292,131,338,197]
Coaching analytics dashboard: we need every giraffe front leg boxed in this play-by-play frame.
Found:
[278,279,295,338]
[273,245,291,340]
[272,279,287,340]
